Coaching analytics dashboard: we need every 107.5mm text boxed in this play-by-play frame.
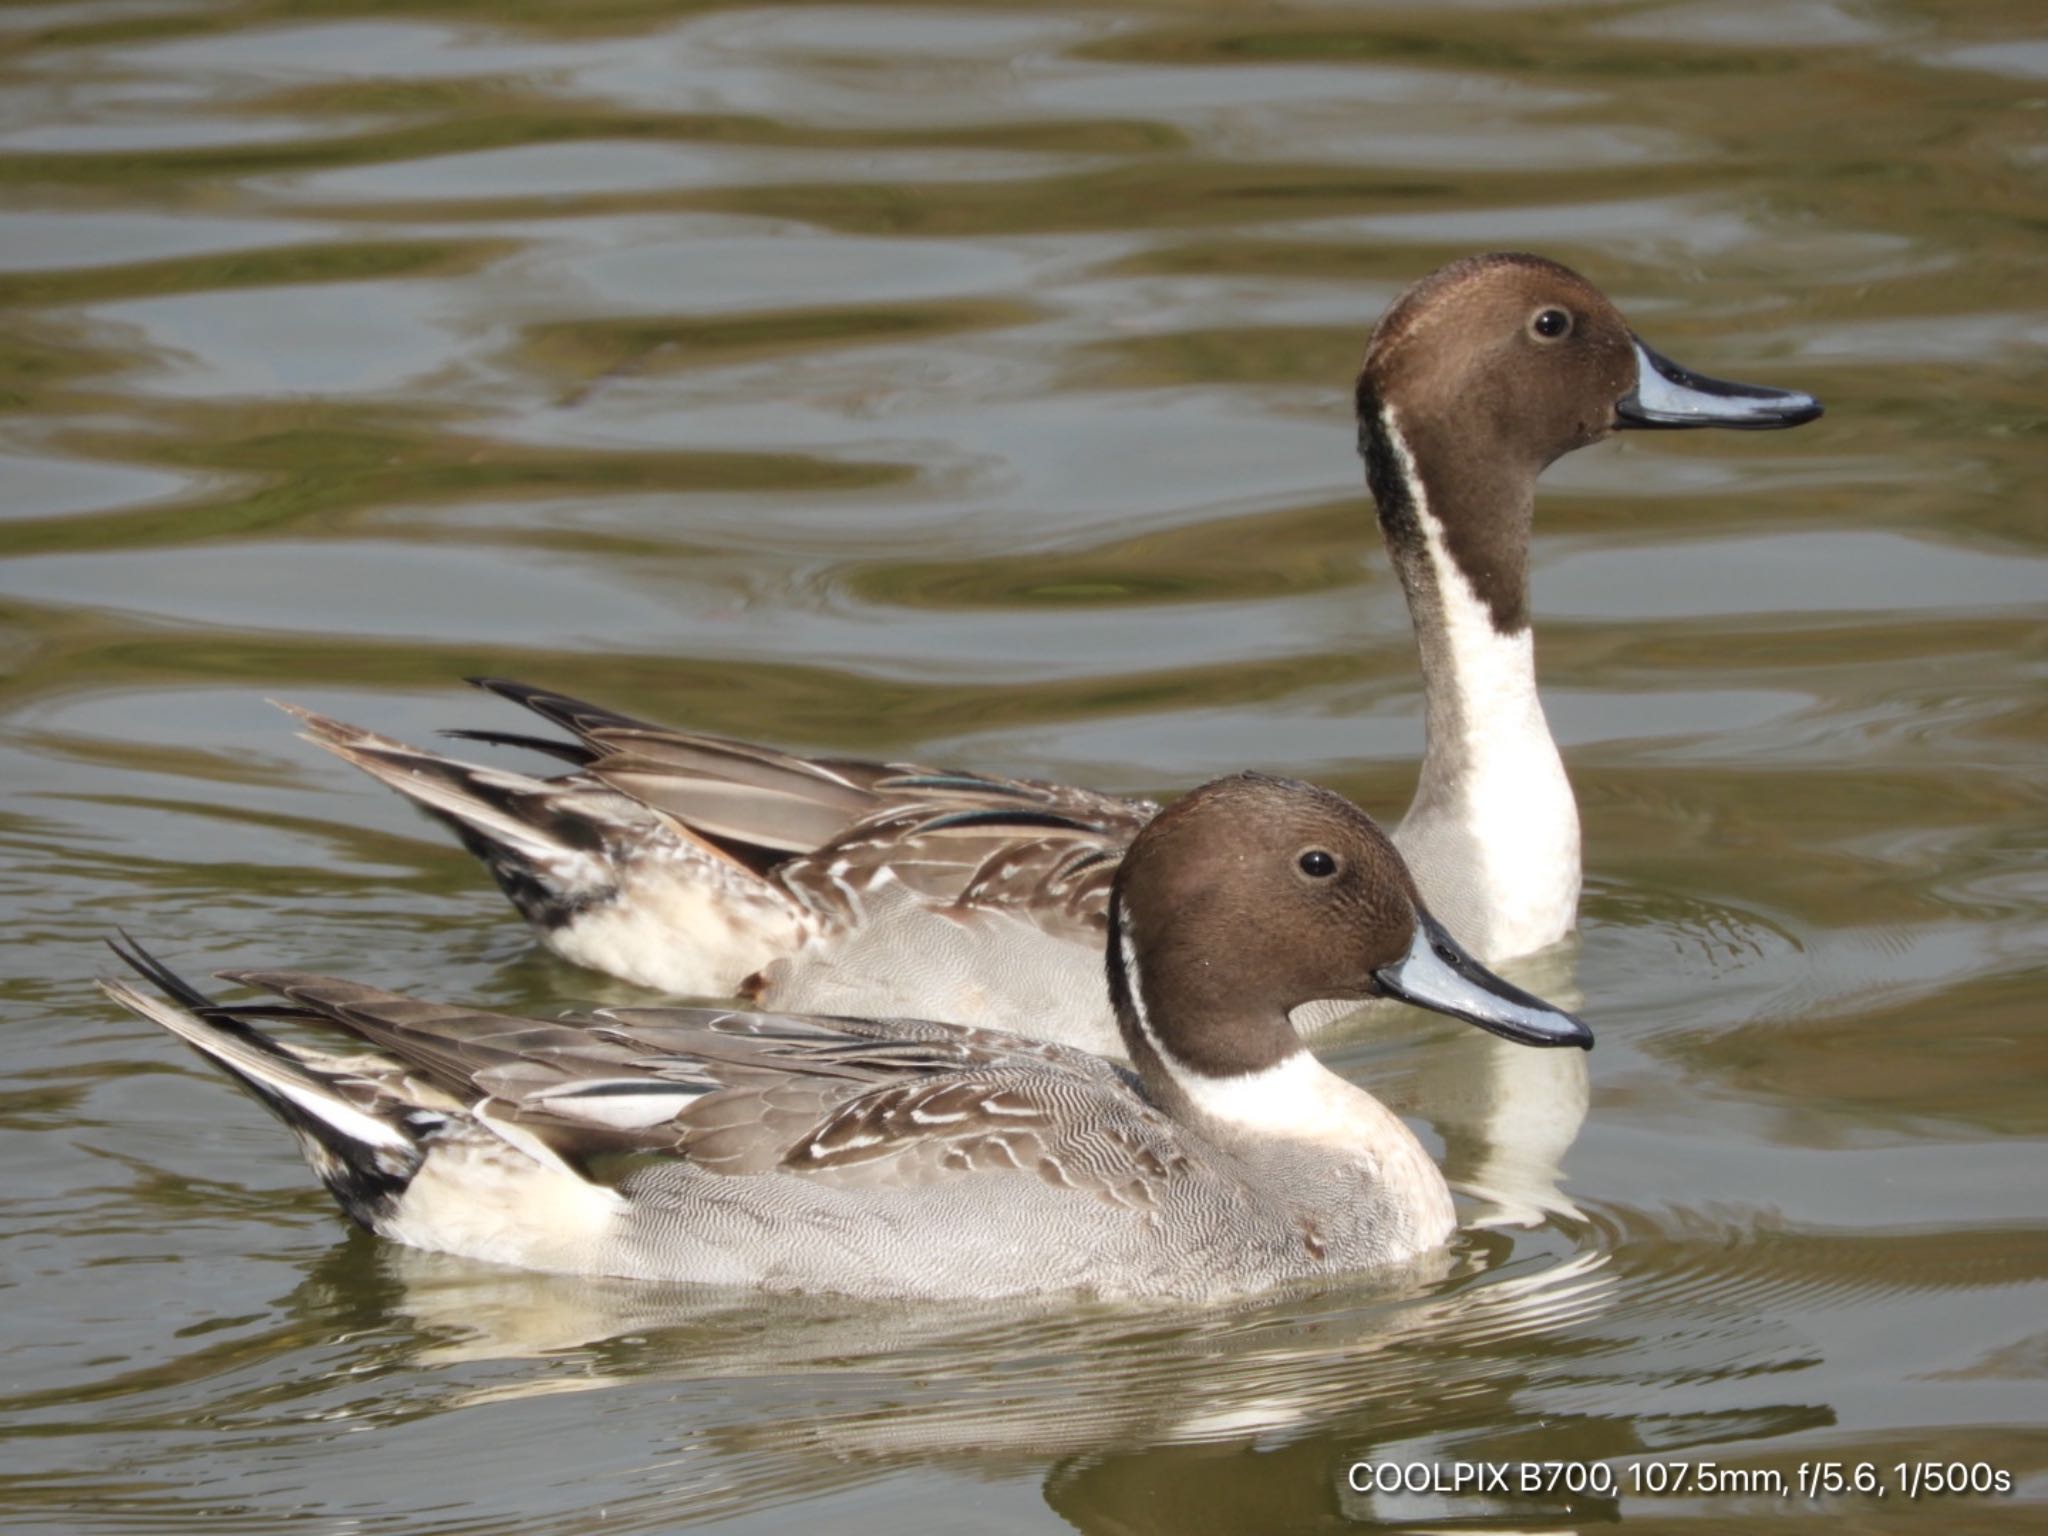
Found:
[1345,1459,2016,1499]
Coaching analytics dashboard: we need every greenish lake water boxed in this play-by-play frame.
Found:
[2,1,2043,1531]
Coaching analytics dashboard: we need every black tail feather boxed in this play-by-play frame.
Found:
[440,727,596,766]
[105,934,328,1039]
[104,943,428,1228]
[107,930,216,1013]
[466,676,652,740]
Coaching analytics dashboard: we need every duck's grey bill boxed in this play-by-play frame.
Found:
[1616,337,1822,430]
[1373,915,1593,1049]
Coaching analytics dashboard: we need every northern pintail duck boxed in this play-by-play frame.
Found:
[105,774,1591,1299]
[291,252,1819,1051]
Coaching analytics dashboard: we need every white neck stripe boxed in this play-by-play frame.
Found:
[1119,898,1351,1133]
[1114,896,1166,1063]
[1378,403,1580,961]
[1379,403,1550,765]
[1379,404,1521,633]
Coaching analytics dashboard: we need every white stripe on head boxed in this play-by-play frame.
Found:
[1114,894,1167,1064]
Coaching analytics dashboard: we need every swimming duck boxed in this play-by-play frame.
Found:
[292,252,1818,1049]
[104,774,1591,1299]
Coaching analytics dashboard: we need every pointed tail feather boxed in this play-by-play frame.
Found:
[275,701,656,929]
[438,727,594,766]
[463,678,897,854]
[102,956,427,1227]
[465,676,659,741]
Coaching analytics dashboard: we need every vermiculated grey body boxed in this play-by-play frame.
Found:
[104,775,1592,1299]
[106,966,1448,1300]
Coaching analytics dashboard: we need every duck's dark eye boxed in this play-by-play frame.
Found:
[1530,307,1572,341]
[1297,849,1339,879]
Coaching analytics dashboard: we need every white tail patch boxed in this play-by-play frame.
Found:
[383,1110,623,1273]
[548,864,805,997]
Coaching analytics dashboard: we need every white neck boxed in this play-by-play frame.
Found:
[1115,901,1455,1251]
[1175,1052,1455,1247]
[1173,1048,1404,1145]
[1378,408,1579,962]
